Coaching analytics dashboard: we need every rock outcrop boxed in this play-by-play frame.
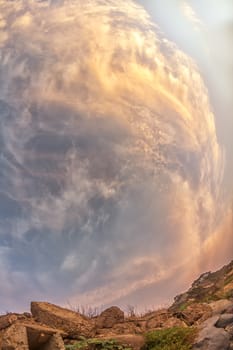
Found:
[0,322,65,350]
[31,302,93,339]
[171,260,233,310]
[0,313,32,331]
[192,314,232,350]
[172,303,212,325]
[0,260,232,349]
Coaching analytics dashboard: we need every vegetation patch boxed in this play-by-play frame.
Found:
[143,327,197,350]
[201,294,221,303]
[65,338,132,350]
[204,290,233,301]
[178,302,190,311]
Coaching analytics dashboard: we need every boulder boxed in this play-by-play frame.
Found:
[215,314,233,328]
[31,301,93,339]
[39,333,65,350]
[192,316,230,350]
[26,323,66,348]
[0,313,32,330]
[1,324,28,350]
[0,314,18,330]
[209,299,233,315]
[193,327,230,350]
[95,306,124,329]
[1,323,65,350]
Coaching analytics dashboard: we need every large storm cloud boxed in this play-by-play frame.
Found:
[0,0,229,311]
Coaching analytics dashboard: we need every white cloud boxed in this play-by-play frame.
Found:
[0,0,229,312]
[181,1,204,31]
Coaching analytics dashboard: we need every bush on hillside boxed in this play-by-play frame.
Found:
[143,326,197,350]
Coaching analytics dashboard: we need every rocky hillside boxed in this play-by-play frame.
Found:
[0,260,233,350]
[171,260,233,309]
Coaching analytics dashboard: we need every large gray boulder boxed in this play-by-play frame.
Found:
[192,316,230,350]
[216,314,233,328]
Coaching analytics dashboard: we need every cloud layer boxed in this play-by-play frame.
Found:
[0,0,230,312]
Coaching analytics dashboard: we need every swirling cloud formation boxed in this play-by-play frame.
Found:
[0,0,227,311]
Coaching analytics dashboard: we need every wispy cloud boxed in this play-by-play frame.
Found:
[0,0,230,313]
[181,1,205,31]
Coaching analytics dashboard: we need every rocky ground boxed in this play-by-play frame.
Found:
[0,260,233,350]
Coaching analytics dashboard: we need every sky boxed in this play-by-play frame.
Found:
[137,0,233,192]
[0,0,232,313]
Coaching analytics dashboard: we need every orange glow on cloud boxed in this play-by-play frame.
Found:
[0,0,231,311]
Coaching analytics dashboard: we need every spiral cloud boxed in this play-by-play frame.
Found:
[0,0,230,311]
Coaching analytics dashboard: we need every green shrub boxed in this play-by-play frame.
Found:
[65,338,132,350]
[201,294,221,303]
[178,302,189,311]
[144,327,197,350]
